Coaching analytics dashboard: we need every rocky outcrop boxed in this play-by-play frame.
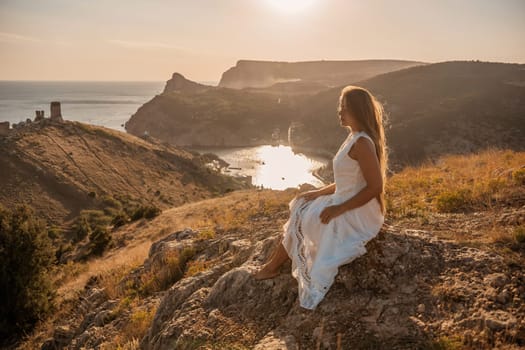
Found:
[162,73,210,94]
[147,224,524,349]
[41,221,524,349]
[219,59,427,89]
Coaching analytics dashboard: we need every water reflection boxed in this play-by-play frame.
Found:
[190,144,329,190]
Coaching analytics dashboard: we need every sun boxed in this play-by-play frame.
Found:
[264,0,317,14]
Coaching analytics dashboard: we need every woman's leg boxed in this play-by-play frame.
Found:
[252,241,291,280]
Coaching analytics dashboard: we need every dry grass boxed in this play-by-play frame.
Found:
[184,258,213,278]
[58,242,149,300]
[116,306,157,348]
[138,246,195,296]
[52,189,294,306]
[386,148,525,218]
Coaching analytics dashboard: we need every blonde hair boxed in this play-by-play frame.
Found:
[339,85,389,215]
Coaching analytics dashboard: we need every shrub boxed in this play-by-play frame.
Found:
[72,215,91,242]
[72,210,112,243]
[512,168,525,185]
[514,226,525,244]
[111,212,129,228]
[196,227,215,240]
[435,188,473,212]
[0,204,56,338]
[47,225,62,239]
[130,205,161,221]
[184,259,211,277]
[101,194,123,209]
[139,247,195,296]
[122,308,156,343]
[89,226,113,256]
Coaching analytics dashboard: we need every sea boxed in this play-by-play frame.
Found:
[0,80,329,189]
[1,80,175,131]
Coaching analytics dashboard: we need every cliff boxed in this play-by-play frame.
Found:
[125,60,525,172]
[162,73,211,94]
[125,84,295,147]
[218,59,427,89]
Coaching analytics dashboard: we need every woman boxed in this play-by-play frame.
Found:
[251,85,389,310]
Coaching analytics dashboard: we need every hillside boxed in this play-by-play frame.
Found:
[0,118,251,227]
[14,149,525,350]
[125,60,426,149]
[297,60,525,169]
[218,59,426,89]
[125,61,525,171]
[125,83,296,147]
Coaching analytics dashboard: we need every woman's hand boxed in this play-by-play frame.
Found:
[296,190,323,202]
[320,204,345,224]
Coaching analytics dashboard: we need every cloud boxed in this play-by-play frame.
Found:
[107,39,191,51]
[0,32,72,46]
[0,31,43,43]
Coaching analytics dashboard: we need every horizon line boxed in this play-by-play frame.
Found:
[0,79,220,83]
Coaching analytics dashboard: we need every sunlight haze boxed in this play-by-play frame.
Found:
[0,0,524,81]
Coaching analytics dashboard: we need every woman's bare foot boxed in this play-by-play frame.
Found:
[251,264,280,280]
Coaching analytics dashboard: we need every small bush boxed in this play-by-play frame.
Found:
[47,225,62,239]
[115,307,156,348]
[101,195,123,209]
[72,215,91,242]
[111,212,129,228]
[130,205,161,221]
[0,204,57,338]
[512,168,525,185]
[196,227,215,240]
[139,247,195,296]
[514,226,525,243]
[435,188,473,212]
[55,242,73,261]
[73,210,112,243]
[184,259,211,277]
[428,335,463,350]
[89,226,113,256]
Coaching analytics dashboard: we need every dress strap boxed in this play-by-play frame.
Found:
[347,131,376,150]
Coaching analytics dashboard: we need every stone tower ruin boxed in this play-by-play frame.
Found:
[50,101,63,122]
[34,110,45,122]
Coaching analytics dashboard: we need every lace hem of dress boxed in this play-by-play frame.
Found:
[294,198,312,285]
[287,197,332,309]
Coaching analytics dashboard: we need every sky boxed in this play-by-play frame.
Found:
[1,0,524,82]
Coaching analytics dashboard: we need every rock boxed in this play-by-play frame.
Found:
[417,303,426,313]
[253,331,298,350]
[163,72,209,94]
[484,273,509,288]
[39,221,524,350]
[147,228,199,258]
[52,325,75,346]
[496,289,510,304]
[94,309,114,327]
[482,310,518,330]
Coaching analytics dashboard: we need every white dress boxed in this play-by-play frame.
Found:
[282,130,385,310]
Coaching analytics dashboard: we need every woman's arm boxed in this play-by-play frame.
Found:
[316,182,336,195]
[297,182,335,201]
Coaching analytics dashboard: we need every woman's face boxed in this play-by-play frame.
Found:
[338,100,355,128]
